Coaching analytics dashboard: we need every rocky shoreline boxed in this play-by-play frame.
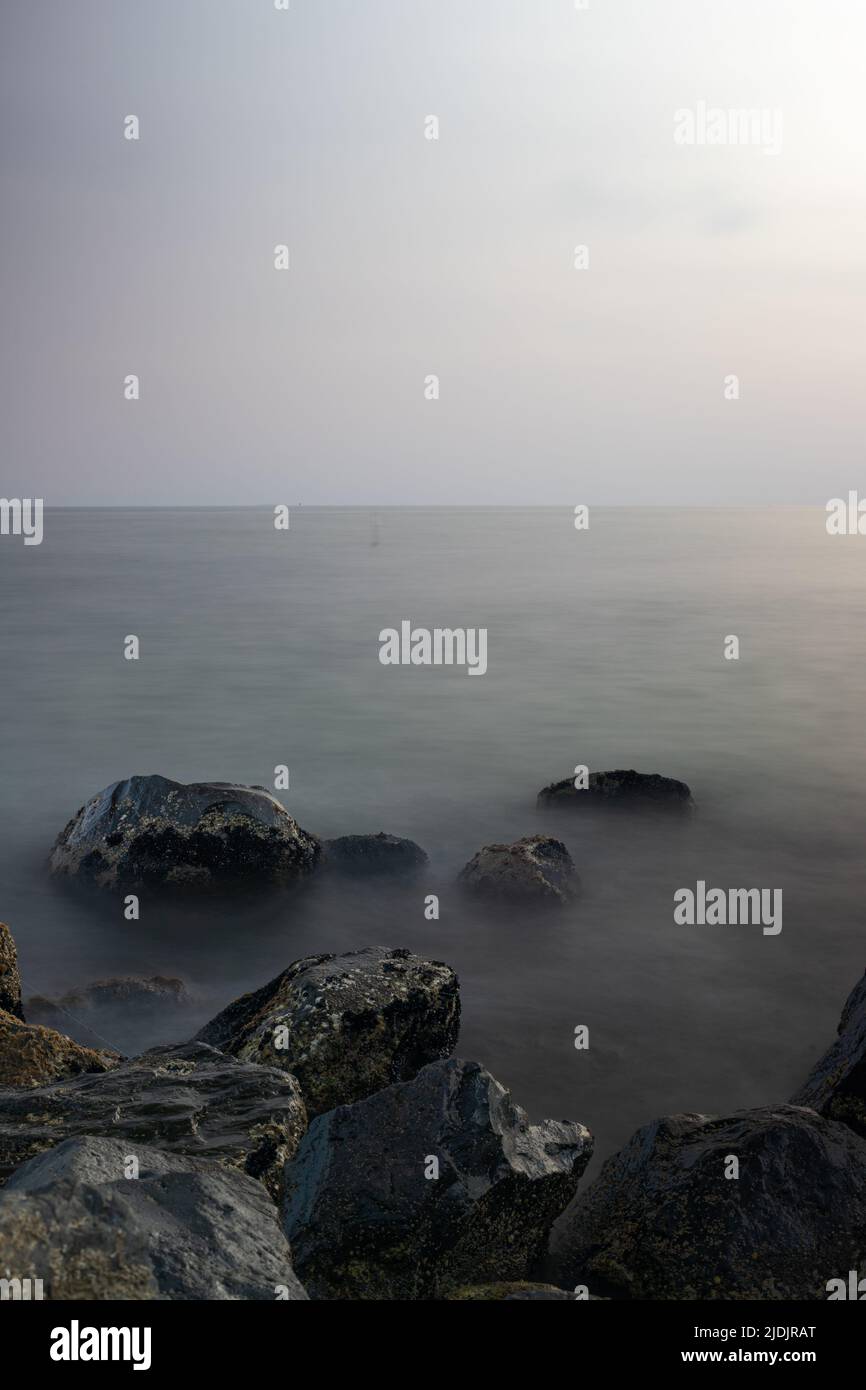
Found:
[2,769,862,1299]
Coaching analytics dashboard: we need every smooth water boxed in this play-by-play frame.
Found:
[2,506,865,1167]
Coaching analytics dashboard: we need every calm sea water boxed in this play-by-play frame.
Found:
[1,506,865,1167]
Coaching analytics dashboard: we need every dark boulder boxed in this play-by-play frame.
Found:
[196,946,460,1116]
[282,1056,593,1300]
[550,1104,866,1300]
[538,769,693,809]
[0,1041,306,1199]
[0,1136,307,1300]
[49,774,321,891]
[0,1009,120,1088]
[458,835,578,906]
[792,969,866,1137]
[322,832,427,877]
[0,922,23,1019]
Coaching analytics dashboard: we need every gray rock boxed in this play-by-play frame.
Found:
[282,1057,593,1300]
[458,835,578,906]
[0,1041,306,1199]
[196,946,460,1116]
[538,768,693,809]
[792,970,866,1137]
[49,774,320,891]
[323,832,428,877]
[550,1104,866,1300]
[0,922,23,1019]
[0,1135,307,1300]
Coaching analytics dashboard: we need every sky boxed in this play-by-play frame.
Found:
[1,0,865,505]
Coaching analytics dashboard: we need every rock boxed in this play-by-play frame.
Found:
[196,946,460,1117]
[538,768,693,809]
[0,1041,306,1198]
[792,970,866,1137]
[27,976,188,1026]
[458,835,578,906]
[322,832,428,877]
[282,1057,593,1300]
[0,922,23,1019]
[444,1282,577,1301]
[26,977,191,1056]
[550,1104,866,1300]
[0,1136,307,1300]
[0,1009,120,1088]
[49,774,321,891]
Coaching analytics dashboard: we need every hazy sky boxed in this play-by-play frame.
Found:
[2,0,865,505]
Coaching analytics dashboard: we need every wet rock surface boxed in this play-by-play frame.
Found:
[195,946,460,1116]
[0,1009,120,1088]
[0,1041,306,1197]
[458,834,578,905]
[49,775,321,891]
[550,1104,866,1300]
[0,1135,308,1300]
[538,768,693,809]
[322,832,428,876]
[0,922,23,1019]
[792,969,866,1137]
[282,1056,593,1300]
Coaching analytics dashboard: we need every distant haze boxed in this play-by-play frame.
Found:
[1,0,864,505]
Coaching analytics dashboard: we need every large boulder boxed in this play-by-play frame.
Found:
[0,922,23,1019]
[0,1041,306,1199]
[196,947,460,1116]
[538,769,693,810]
[322,832,428,877]
[0,1009,119,1088]
[49,775,321,891]
[282,1057,593,1300]
[458,835,578,906]
[792,970,866,1137]
[550,1104,866,1300]
[0,1136,307,1300]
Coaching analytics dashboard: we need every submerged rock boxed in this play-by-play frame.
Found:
[195,946,460,1116]
[0,1041,306,1198]
[550,1104,866,1300]
[0,1009,119,1088]
[538,769,693,809]
[0,1136,308,1300]
[0,922,23,1019]
[458,835,578,906]
[49,774,321,891]
[322,832,428,877]
[282,1057,593,1300]
[27,975,188,1026]
[792,970,866,1138]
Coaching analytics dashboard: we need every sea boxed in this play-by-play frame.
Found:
[2,505,865,1171]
